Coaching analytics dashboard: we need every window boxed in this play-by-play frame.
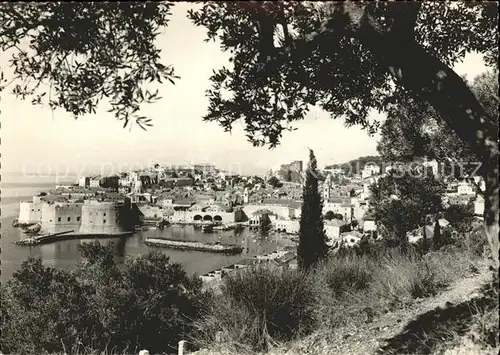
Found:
[32,209,35,212]
[37,209,40,211]
[77,217,81,222]
[58,217,62,222]
[104,212,106,216]
[103,220,106,224]
[116,219,119,223]
[67,217,71,222]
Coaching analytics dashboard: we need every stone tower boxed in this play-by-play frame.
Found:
[323,174,331,202]
[243,187,249,204]
[134,178,143,194]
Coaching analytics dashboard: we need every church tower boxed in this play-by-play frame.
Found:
[133,178,143,194]
[243,187,249,204]
[323,174,331,202]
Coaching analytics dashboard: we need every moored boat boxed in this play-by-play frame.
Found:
[203,223,214,233]
[156,219,171,230]
[23,223,42,235]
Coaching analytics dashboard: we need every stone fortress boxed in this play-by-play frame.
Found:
[18,194,136,235]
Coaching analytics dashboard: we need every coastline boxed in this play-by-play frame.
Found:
[1,178,295,282]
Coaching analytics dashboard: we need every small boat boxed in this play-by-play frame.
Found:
[156,219,170,230]
[23,223,41,235]
[203,224,214,233]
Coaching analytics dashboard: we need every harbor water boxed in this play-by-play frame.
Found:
[0,176,295,281]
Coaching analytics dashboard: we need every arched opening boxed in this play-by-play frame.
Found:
[213,215,222,222]
[203,215,213,222]
[193,214,203,221]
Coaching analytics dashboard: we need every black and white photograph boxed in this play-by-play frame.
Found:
[0,2,498,354]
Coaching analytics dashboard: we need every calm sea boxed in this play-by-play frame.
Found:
[1,173,293,281]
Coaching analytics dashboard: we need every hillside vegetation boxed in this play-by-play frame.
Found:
[189,227,497,355]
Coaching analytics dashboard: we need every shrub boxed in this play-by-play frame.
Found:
[0,242,203,355]
[460,224,489,257]
[471,273,500,350]
[0,258,96,355]
[444,204,475,234]
[313,253,375,328]
[314,247,475,330]
[118,251,203,353]
[316,255,373,298]
[424,246,477,286]
[371,249,438,303]
[191,267,316,352]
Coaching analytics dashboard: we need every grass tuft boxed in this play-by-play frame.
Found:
[190,267,316,353]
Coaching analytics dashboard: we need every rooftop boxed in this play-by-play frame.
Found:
[172,199,196,206]
[341,230,363,238]
[363,213,376,220]
[325,219,348,227]
[340,203,354,208]
[327,196,351,203]
[252,209,274,216]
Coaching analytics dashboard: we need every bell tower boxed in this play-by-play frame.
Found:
[323,174,331,201]
[243,187,249,204]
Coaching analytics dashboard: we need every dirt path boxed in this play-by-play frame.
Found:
[190,267,494,355]
[265,267,494,355]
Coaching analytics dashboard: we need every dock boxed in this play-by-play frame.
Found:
[213,223,237,231]
[15,230,133,246]
[171,221,248,228]
[144,238,243,254]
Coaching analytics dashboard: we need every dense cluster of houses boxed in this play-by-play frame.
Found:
[317,160,486,247]
[19,158,488,292]
[20,158,486,260]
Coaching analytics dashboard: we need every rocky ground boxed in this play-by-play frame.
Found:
[190,266,496,355]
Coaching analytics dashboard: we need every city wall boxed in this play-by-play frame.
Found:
[168,209,243,224]
[18,200,43,224]
[79,201,132,234]
[41,202,83,233]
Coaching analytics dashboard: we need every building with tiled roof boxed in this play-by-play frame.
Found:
[324,219,350,245]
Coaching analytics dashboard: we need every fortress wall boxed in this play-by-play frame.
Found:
[18,201,42,224]
[79,201,133,234]
[41,203,83,233]
[138,204,163,219]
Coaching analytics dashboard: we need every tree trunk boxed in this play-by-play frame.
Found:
[483,161,499,267]
[322,2,499,266]
[265,2,498,265]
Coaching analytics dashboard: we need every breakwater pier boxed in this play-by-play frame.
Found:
[15,231,133,246]
[144,237,243,254]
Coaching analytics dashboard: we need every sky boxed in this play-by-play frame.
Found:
[0,3,489,179]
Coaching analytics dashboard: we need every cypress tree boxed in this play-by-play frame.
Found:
[433,219,442,250]
[297,149,328,270]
